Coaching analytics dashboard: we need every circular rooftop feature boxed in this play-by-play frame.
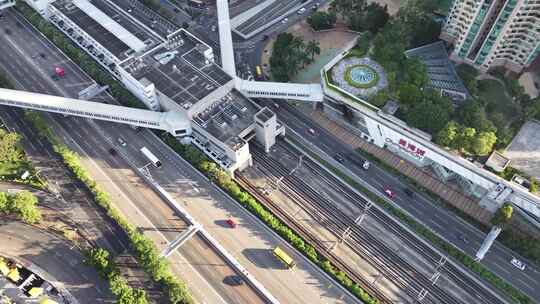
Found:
[330,56,387,99]
[346,65,378,88]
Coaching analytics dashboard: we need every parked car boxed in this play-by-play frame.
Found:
[226,218,237,228]
[297,7,306,14]
[384,187,395,199]
[511,258,526,271]
[281,18,288,24]
[117,137,127,147]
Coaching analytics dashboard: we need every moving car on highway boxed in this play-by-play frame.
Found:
[384,187,395,199]
[511,257,526,271]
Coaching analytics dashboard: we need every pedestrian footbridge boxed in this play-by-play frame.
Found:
[0,88,192,136]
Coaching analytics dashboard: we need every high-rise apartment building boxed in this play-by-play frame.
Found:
[441,0,540,73]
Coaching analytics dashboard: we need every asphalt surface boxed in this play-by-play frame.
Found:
[250,141,513,304]
[0,9,264,304]
[0,220,114,304]
[261,99,540,302]
[0,7,359,304]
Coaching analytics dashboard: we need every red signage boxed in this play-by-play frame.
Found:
[398,138,425,157]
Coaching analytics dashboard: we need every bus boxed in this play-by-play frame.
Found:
[273,246,296,269]
[255,65,263,80]
[140,146,162,168]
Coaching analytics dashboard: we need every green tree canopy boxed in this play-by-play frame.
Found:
[269,33,307,81]
[307,11,337,30]
[10,191,41,224]
[0,129,23,163]
[436,121,460,147]
[471,131,497,155]
[491,203,513,227]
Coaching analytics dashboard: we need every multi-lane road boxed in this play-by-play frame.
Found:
[262,99,540,302]
[0,7,359,304]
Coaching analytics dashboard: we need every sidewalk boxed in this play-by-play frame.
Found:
[307,108,493,224]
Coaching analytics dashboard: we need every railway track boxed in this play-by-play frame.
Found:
[243,142,509,304]
[235,175,395,304]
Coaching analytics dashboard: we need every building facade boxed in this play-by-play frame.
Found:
[0,0,15,10]
[441,0,540,73]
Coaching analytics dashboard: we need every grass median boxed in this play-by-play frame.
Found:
[24,111,193,304]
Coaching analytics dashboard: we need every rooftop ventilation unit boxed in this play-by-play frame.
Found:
[154,50,179,65]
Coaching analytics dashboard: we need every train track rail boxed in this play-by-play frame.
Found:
[235,174,395,304]
[243,141,509,304]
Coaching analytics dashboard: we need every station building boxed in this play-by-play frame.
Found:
[22,0,286,173]
[321,39,540,228]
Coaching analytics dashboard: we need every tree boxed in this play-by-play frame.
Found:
[456,64,479,96]
[7,191,41,224]
[305,40,321,61]
[0,129,23,163]
[397,83,423,105]
[453,127,476,152]
[491,202,513,227]
[307,11,336,30]
[0,192,8,212]
[269,33,306,81]
[87,248,111,277]
[471,131,497,155]
[405,99,451,134]
[352,3,389,34]
[436,121,460,147]
[457,101,496,133]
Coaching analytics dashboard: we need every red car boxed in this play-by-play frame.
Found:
[226,218,237,228]
[384,187,395,199]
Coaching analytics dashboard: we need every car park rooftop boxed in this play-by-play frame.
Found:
[52,0,162,60]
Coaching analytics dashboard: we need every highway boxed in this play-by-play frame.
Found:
[259,99,540,302]
[244,141,511,304]
[0,7,360,304]
[0,9,263,304]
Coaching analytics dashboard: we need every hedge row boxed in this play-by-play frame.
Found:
[160,134,378,304]
[23,111,192,304]
[288,138,532,304]
[0,70,48,190]
[356,148,540,268]
[86,247,149,304]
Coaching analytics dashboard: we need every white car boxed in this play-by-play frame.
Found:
[362,160,370,170]
[511,258,526,271]
[281,18,288,24]
[297,8,306,14]
[510,258,525,270]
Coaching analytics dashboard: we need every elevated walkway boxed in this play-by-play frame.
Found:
[0,88,191,136]
[237,79,324,102]
[216,0,236,77]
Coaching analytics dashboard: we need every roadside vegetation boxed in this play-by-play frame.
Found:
[160,134,379,304]
[323,0,540,157]
[0,190,42,224]
[269,33,321,82]
[17,4,193,302]
[287,138,533,304]
[24,110,193,304]
[0,71,47,190]
[86,247,149,304]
